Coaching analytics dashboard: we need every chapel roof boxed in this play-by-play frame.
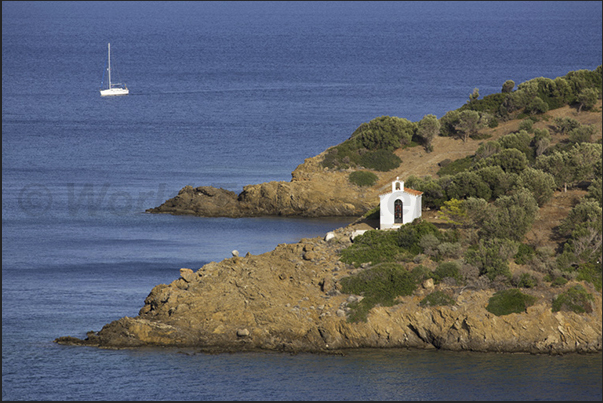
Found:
[379,187,424,197]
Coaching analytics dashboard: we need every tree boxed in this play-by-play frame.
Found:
[437,199,468,227]
[476,165,517,200]
[439,110,460,137]
[532,128,551,157]
[475,141,501,160]
[552,117,581,135]
[469,88,480,102]
[416,114,440,151]
[502,80,515,93]
[558,200,602,237]
[516,167,556,206]
[497,130,532,159]
[577,88,599,113]
[455,110,480,142]
[525,96,549,115]
[474,148,528,175]
[464,238,518,280]
[351,116,417,151]
[568,124,597,144]
[535,151,573,192]
[445,171,492,201]
[481,189,539,241]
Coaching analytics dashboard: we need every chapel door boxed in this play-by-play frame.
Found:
[394,199,403,223]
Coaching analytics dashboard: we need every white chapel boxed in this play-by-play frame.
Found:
[379,177,423,230]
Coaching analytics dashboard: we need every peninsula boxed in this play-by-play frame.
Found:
[57,67,602,354]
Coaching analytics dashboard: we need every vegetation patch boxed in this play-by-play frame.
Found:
[552,285,594,314]
[514,243,535,265]
[576,263,602,292]
[486,289,537,316]
[359,149,401,171]
[419,291,456,307]
[349,170,378,187]
[437,155,473,176]
[340,230,401,267]
[340,263,417,322]
[340,221,455,267]
[431,261,463,285]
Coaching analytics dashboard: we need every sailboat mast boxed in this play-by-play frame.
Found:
[107,43,111,88]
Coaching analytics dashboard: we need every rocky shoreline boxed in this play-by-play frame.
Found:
[145,154,379,218]
[55,223,602,355]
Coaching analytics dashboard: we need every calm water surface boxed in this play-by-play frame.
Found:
[3,1,602,400]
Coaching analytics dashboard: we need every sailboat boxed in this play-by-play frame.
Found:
[100,43,129,96]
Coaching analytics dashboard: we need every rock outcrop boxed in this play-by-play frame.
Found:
[56,224,602,354]
[146,155,380,218]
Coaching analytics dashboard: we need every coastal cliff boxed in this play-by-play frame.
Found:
[55,223,602,354]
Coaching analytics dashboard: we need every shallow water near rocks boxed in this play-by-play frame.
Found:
[3,2,602,400]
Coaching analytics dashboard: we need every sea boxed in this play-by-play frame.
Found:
[2,1,602,400]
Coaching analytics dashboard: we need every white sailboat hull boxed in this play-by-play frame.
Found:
[100,87,129,96]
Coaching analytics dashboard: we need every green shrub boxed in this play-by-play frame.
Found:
[432,261,463,284]
[397,220,440,252]
[420,291,456,307]
[514,243,536,265]
[349,170,379,187]
[340,263,417,322]
[464,238,517,280]
[551,276,568,287]
[410,265,433,284]
[514,272,538,288]
[576,263,602,292]
[437,156,473,176]
[340,230,400,267]
[351,115,417,151]
[460,93,507,116]
[359,149,401,171]
[486,289,537,316]
[552,285,594,313]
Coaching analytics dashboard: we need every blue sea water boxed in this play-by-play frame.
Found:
[2,1,602,400]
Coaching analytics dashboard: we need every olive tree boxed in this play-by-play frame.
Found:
[577,88,599,113]
[455,110,480,142]
[502,80,515,93]
[516,167,556,206]
[416,114,440,152]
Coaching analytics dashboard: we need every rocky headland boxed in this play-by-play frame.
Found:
[55,222,602,354]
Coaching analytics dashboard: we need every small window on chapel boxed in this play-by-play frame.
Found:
[395,182,401,190]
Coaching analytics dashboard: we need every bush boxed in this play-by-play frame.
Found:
[552,285,594,313]
[397,220,440,253]
[464,238,517,280]
[410,265,433,284]
[513,272,538,288]
[359,149,401,171]
[340,230,401,267]
[340,263,417,322]
[550,276,569,287]
[349,170,379,187]
[351,115,416,151]
[432,261,463,284]
[516,168,556,206]
[486,289,537,316]
[420,291,456,307]
[514,243,535,265]
[576,263,602,292]
[437,156,473,176]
